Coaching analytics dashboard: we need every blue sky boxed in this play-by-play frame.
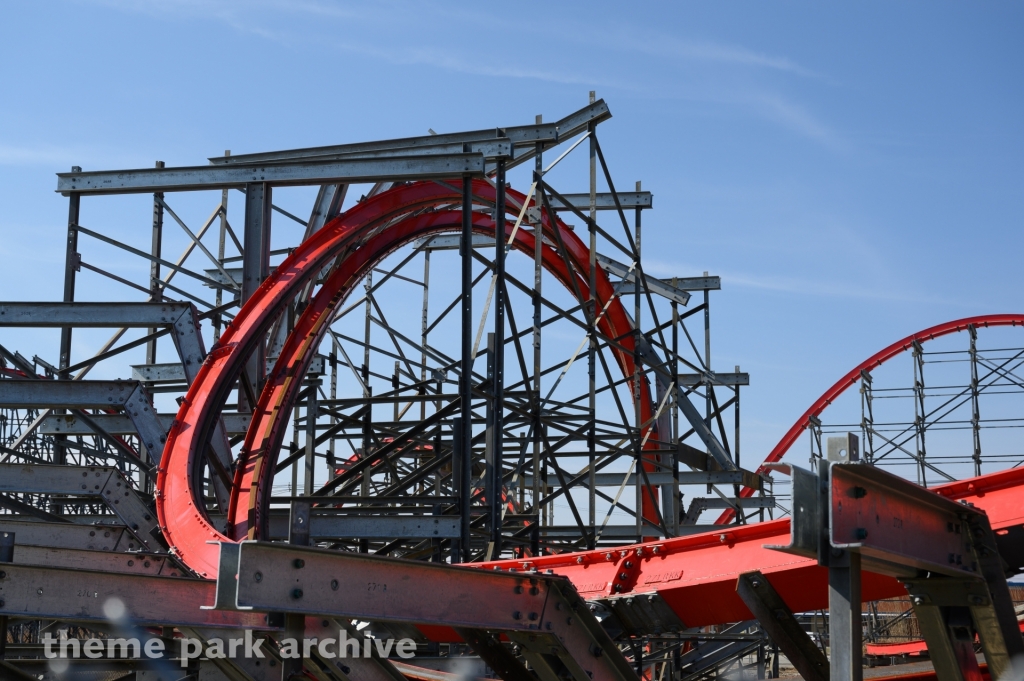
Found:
[0,1,1021,463]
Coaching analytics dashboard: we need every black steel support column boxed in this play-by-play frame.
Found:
[58,182,81,378]
[634,182,643,541]
[241,182,272,410]
[459,174,473,563]
[452,416,466,563]
[532,122,543,552]
[56,180,80,485]
[829,550,862,681]
[671,302,680,535]
[282,502,309,679]
[587,108,598,550]
[146,160,165,365]
[491,160,506,554]
[486,335,496,554]
[0,532,13,659]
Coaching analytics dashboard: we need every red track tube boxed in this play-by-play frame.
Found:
[156,180,661,578]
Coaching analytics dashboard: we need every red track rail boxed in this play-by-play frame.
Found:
[153,181,1024,635]
[157,180,661,578]
[480,462,1024,627]
[716,314,1024,524]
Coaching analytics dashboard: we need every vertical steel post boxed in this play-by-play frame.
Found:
[213,151,229,344]
[56,176,81,487]
[703,274,712,483]
[532,120,544,549]
[303,382,317,495]
[459,173,474,562]
[360,267,373,554]
[360,366,371,555]
[587,93,598,549]
[860,370,875,463]
[328,346,337,481]
[491,159,506,555]
[283,502,309,679]
[912,340,928,486]
[452,416,466,563]
[734,365,741,471]
[634,181,642,542]
[485,334,497,556]
[241,182,271,410]
[829,550,863,681]
[58,176,81,378]
[969,325,982,476]
[421,249,431,421]
[0,532,12,659]
[671,301,680,535]
[146,161,165,365]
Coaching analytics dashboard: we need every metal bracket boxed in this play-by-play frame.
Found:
[771,460,1023,681]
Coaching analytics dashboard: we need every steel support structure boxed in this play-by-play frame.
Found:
[3,97,1020,681]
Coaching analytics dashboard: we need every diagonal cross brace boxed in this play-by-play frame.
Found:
[0,463,163,551]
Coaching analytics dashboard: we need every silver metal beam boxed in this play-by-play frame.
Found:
[209,100,611,166]
[219,541,637,681]
[14,544,182,577]
[521,471,761,487]
[57,154,486,195]
[0,519,135,552]
[0,464,162,551]
[671,275,721,291]
[678,372,749,387]
[0,301,197,327]
[596,253,690,305]
[549,192,652,211]
[283,515,461,539]
[0,563,271,629]
[215,139,513,164]
[0,380,167,459]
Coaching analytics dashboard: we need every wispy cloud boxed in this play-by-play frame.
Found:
[0,143,146,169]
[80,0,840,147]
[604,32,817,78]
[83,0,626,88]
[750,94,845,150]
[644,258,959,307]
[0,145,77,167]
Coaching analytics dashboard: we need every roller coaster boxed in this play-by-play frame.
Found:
[0,97,1022,681]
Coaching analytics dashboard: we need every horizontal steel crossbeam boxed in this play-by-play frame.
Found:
[219,541,637,681]
[0,302,196,327]
[0,563,270,629]
[0,464,162,550]
[209,100,611,166]
[57,154,486,195]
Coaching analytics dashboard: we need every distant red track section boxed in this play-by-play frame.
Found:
[716,314,1024,524]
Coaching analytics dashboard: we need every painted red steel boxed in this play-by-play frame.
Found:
[152,180,1024,636]
[480,462,1024,628]
[716,314,1024,524]
[156,180,661,578]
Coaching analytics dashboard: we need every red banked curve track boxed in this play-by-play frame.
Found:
[156,179,661,579]
[154,180,1024,631]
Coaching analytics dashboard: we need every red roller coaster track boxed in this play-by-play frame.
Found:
[716,313,1024,525]
[155,180,1024,632]
[156,179,661,578]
